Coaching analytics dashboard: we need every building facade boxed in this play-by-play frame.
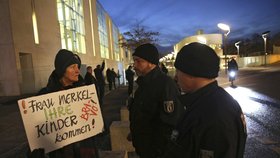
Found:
[173,33,223,56]
[0,0,132,96]
[173,31,224,69]
[172,31,280,70]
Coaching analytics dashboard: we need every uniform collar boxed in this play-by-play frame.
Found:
[180,80,218,109]
[136,66,161,86]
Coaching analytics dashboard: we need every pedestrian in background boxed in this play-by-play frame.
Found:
[128,43,185,158]
[84,66,99,96]
[29,49,99,158]
[85,66,98,85]
[94,61,105,105]
[162,42,247,158]
[106,68,113,90]
[125,65,135,96]
[111,68,117,89]
[228,57,238,72]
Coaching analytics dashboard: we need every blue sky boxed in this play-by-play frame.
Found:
[99,0,280,47]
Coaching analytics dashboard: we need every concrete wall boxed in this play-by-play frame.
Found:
[10,0,62,94]
[273,45,280,54]
[0,0,21,96]
[237,54,280,67]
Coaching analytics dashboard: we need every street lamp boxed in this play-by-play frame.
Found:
[218,23,230,74]
[235,41,241,56]
[262,31,270,66]
[218,23,230,36]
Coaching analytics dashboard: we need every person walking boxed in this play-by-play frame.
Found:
[106,68,113,90]
[228,57,238,72]
[111,68,117,89]
[94,61,105,105]
[228,57,239,86]
[84,66,99,96]
[125,65,135,96]
[28,49,99,158]
[162,42,247,158]
[128,43,185,158]
[85,66,98,85]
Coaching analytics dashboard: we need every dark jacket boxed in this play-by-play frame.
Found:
[111,70,117,81]
[129,67,185,157]
[84,72,99,98]
[106,69,112,83]
[94,62,105,86]
[84,72,98,85]
[39,71,85,95]
[161,65,168,74]
[162,81,247,158]
[34,71,98,158]
[125,68,135,83]
[228,59,238,71]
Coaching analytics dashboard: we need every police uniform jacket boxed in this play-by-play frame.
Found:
[162,81,247,158]
[129,67,185,157]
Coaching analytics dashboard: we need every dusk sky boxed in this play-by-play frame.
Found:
[99,0,280,47]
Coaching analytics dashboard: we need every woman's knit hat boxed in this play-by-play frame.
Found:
[54,49,81,77]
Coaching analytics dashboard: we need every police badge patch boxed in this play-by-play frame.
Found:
[163,101,175,113]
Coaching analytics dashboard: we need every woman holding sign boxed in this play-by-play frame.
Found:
[28,49,99,158]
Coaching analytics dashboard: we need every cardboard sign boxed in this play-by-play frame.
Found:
[18,85,104,153]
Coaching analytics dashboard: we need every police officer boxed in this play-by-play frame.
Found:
[162,42,247,158]
[128,43,185,158]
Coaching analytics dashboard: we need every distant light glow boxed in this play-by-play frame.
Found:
[217,23,230,31]
[229,71,236,77]
[31,0,39,44]
[225,87,262,113]
[217,23,230,36]
[197,36,206,44]
[32,12,39,44]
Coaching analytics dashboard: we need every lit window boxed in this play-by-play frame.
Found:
[112,23,120,61]
[31,0,39,44]
[57,0,86,54]
[96,2,109,59]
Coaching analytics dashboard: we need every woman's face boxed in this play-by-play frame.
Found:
[62,64,80,86]
[175,69,194,93]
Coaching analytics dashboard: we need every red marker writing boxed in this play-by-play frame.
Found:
[22,100,27,114]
